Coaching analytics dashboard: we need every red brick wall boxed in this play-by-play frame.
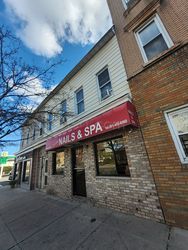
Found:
[107,0,188,77]
[129,44,188,228]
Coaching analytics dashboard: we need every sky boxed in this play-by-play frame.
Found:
[0,0,112,155]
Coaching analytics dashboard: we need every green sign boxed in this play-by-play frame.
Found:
[0,156,15,165]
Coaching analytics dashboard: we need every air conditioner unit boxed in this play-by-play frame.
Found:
[103,88,112,99]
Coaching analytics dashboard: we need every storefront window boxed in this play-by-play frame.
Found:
[52,151,65,175]
[95,137,130,177]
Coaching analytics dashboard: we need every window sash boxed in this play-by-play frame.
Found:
[97,68,112,100]
[138,20,160,46]
[39,122,43,136]
[48,114,53,130]
[61,100,67,113]
[76,89,84,114]
[33,128,36,140]
[76,89,84,103]
[77,100,84,114]
[98,68,110,87]
[27,131,29,144]
[95,137,130,177]
[135,15,173,62]
[52,152,65,175]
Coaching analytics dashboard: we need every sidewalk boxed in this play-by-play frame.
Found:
[0,186,187,250]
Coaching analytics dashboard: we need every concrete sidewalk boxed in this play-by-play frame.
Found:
[0,187,187,250]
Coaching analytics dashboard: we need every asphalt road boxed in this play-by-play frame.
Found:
[0,187,188,250]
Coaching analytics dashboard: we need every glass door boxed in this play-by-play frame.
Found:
[72,146,86,197]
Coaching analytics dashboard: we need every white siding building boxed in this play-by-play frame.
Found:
[15,28,163,222]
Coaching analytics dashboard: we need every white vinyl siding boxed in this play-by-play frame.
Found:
[21,36,131,148]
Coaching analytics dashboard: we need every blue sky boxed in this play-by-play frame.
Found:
[0,0,112,155]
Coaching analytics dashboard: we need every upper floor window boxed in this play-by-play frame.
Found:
[135,15,173,62]
[75,88,85,114]
[26,129,30,144]
[32,127,36,140]
[39,122,43,136]
[97,68,112,100]
[48,113,53,131]
[60,100,67,124]
[165,106,188,164]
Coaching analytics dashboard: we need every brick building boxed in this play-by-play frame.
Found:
[107,0,188,228]
[16,28,164,222]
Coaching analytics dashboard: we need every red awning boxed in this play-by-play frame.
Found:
[46,101,138,151]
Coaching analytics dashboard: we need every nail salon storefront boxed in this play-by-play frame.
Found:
[46,101,164,222]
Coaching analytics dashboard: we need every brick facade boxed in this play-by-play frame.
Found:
[47,148,72,199]
[107,0,188,77]
[46,128,164,222]
[129,44,188,228]
[107,0,188,229]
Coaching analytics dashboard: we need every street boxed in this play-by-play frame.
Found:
[0,187,188,250]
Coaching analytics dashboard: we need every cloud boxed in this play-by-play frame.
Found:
[4,0,112,57]
[15,77,55,110]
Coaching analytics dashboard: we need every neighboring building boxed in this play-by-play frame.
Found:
[16,28,164,222]
[0,152,15,178]
[107,0,188,228]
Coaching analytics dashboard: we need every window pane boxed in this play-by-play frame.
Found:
[61,100,67,113]
[139,21,160,46]
[96,137,130,177]
[179,134,188,157]
[98,69,110,87]
[56,152,65,175]
[48,113,53,130]
[76,89,83,102]
[75,147,84,169]
[101,82,112,99]
[144,34,168,60]
[77,100,84,114]
[171,110,188,134]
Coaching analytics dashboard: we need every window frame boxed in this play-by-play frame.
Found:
[94,136,130,177]
[165,105,188,164]
[48,113,53,131]
[75,87,85,115]
[52,151,65,175]
[32,126,36,140]
[26,129,30,144]
[60,100,67,124]
[39,122,43,136]
[135,14,173,63]
[97,67,113,101]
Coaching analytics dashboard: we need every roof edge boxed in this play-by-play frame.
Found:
[33,26,115,115]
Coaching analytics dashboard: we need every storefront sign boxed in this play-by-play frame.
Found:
[46,101,138,151]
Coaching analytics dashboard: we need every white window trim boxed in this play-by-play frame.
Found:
[48,113,53,131]
[75,87,85,115]
[135,14,174,63]
[60,100,67,124]
[39,122,43,137]
[96,66,113,101]
[165,105,188,164]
